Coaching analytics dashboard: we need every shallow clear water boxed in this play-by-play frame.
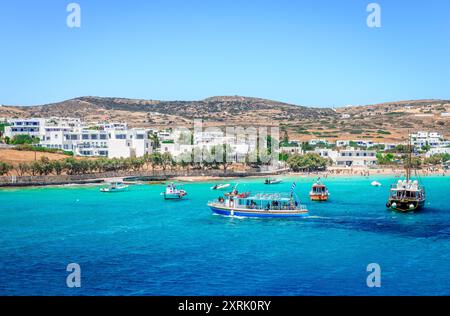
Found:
[0,175,449,295]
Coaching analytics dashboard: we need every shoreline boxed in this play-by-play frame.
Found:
[173,169,448,183]
[0,168,447,189]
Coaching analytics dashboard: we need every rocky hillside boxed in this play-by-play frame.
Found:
[0,96,336,127]
[1,96,449,142]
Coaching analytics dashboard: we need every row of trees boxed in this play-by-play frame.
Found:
[1,154,169,177]
[2,134,41,146]
[3,149,447,177]
[0,147,274,176]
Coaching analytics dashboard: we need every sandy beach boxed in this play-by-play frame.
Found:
[170,167,448,183]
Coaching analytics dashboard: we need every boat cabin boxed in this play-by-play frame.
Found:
[230,193,301,211]
[311,184,327,194]
[389,180,425,199]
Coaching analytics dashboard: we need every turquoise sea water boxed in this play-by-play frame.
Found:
[1,175,450,296]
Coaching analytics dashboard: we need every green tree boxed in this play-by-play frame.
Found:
[287,153,329,172]
[38,157,53,175]
[376,153,394,165]
[62,157,79,175]
[147,153,162,174]
[279,152,289,162]
[403,156,422,169]
[0,161,13,176]
[160,152,173,173]
[149,133,160,150]
[16,162,30,176]
[51,160,64,175]
[11,134,40,145]
[301,142,315,152]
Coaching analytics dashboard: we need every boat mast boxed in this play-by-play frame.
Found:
[406,132,412,181]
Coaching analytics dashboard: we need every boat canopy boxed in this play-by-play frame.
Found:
[390,179,422,191]
[241,192,294,202]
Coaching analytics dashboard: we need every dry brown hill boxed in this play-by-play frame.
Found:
[1,96,449,142]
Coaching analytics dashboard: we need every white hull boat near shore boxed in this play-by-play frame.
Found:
[211,184,231,190]
[100,182,129,193]
[162,183,187,200]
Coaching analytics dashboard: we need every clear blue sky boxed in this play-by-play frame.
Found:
[1,0,449,107]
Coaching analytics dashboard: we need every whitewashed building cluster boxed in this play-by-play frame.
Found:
[5,118,154,159]
[4,118,449,166]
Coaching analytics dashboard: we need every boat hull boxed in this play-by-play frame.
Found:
[211,184,230,190]
[164,193,185,200]
[310,194,328,201]
[209,205,308,218]
[386,199,425,212]
[100,187,128,193]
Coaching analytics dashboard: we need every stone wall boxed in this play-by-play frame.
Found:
[0,168,283,187]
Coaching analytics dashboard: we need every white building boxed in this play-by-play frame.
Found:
[5,118,47,140]
[309,139,330,146]
[353,140,375,148]
[336,140,350,147]
[5,117,83,142]
[411,131,446,148]
[334,148,377,167]
[306,148,339,162]
[280,145,303,155]
[5,117,153,159]
[70,128,153,158]
[425,147,450,157]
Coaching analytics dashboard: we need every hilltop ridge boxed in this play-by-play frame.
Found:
[1,96,449,142]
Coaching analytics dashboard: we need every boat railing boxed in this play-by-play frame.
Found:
[208,200,307,212]
[389,184,424,191]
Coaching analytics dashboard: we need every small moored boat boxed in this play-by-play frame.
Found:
[162,183,187,200]
[309,180,329,201]
[211,183,231,190]
[208,191,308,218]
[371,181,382,187]
[100,182,128,193]
[264,178,283,185]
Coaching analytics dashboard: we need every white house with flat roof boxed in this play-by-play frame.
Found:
[410,131,446,148]
[5,118,47,140]
[336,140,351,147]
[5,117,83,142]
[334,148,377,167]
[425,147,450,157]
[308,139,330,146]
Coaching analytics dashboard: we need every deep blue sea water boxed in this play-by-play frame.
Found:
[1,175,450,296]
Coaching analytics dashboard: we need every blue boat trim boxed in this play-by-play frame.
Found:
[209,205,309,218]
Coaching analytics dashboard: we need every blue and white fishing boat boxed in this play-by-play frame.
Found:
[161,183,187,200]
[208,189,308,218]
[100,182,128,193]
